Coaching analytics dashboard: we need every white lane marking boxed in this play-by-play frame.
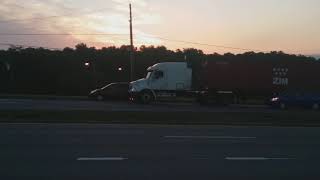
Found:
[225,157,294,161]
[77,157,127,161]
[164,136,256,139]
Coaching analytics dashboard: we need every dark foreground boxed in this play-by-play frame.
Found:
[1,98,320,126]
[0,98,268,112]
[1,123,320,180]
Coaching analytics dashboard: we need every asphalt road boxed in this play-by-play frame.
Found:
[0,98,270,112]
[1,123,320,179]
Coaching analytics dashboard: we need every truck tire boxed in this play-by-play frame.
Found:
[198,94,209,106]
[140,90,154,104]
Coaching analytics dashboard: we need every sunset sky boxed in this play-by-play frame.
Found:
[0,0,319,56]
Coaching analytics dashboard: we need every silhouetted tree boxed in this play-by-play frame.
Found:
[0,43,316,95]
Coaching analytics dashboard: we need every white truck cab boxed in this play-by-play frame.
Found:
[129,62,192,103]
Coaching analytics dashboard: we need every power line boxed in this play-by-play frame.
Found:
[0,33,129,36]
[0,7,113,23]
[137,35,265,52]
[0,32,266,52]
[0,15,68,23]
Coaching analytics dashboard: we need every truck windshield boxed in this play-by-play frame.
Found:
[146,71,153,79]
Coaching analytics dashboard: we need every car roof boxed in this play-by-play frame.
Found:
[109,82,129,85]
[101,82,128,89]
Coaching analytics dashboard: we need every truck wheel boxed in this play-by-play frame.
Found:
[312,103,319,110]
[140,91,154,104]
[197,92,209,106]
[97,95,104,101]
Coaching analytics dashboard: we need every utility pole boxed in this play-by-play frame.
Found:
[129,3,135,81]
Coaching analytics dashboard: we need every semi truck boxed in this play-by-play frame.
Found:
[129,58,320,106]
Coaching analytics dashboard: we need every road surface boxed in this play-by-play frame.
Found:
[1,123,319,179]
[0,98,270,112]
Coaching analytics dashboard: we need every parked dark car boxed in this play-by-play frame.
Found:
[270,92,320,110]
[89,82,129,101]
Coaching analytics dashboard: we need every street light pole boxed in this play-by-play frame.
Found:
[129,3,135,81]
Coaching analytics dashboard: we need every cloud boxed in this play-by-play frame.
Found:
[0,0,162,48]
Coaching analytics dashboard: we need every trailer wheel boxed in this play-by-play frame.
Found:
[140,90,154,104]
[312,103,319,110]
[198,96,208,105]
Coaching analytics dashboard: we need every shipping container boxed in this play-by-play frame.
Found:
[200,59,320,96]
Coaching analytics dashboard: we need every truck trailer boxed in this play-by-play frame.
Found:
[129,58,320,105]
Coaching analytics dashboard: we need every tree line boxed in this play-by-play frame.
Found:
[0,43,317,96]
